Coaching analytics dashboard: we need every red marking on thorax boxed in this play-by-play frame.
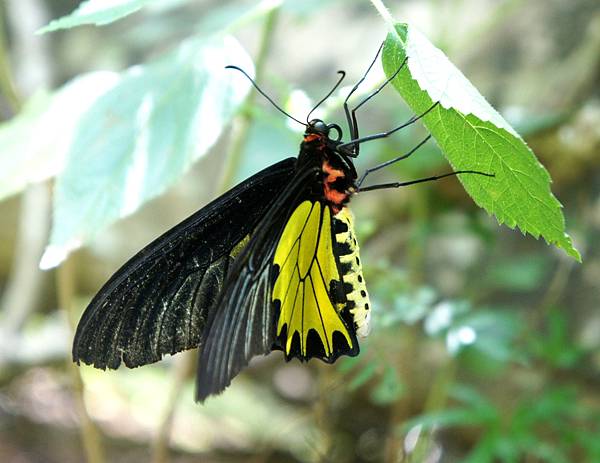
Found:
[304,133,321,143]
[322,160,348,214]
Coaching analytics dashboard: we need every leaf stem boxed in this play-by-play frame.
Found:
[59,258,106,463]
[385,188,431,462]
[368,0,396,31]
[0,8,22,113]
[0,10,50,326]
[217,6,280,194]
[2,3,99,461]
[410,359,456,461]
[150,351,195,463]
[150,7,282,463]
[383,324,418,463]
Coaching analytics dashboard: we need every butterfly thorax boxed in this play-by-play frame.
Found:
[298,130,357,215]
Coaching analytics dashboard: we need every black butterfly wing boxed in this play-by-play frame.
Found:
[195,167,360,401]
[73,158,297,370]
[195,228,281,401]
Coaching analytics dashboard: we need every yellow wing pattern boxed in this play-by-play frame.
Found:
[272,201,354,359]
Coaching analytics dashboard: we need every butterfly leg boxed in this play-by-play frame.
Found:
[338,101,439,151]
[344,55,410,157]
[357,170,495,193]
[343,42,384,151]
[356,134,432,188]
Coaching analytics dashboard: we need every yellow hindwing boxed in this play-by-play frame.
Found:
[272,201,353,357]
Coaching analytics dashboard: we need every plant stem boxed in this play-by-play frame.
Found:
[150,7,281,463]
[3,2,96,461]
[0,8,21,113]
[385,190,431,462]
[150,351,195,463]
[59,258,106,463]
[313,364,334,459]
[217,6,280,193]
[0,183,52,332]
[0,1,51,333]
[383,324,418,463]
[368,0,395,30]
[409,359,456,462]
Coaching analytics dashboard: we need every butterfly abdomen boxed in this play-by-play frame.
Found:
[333,208,371,337]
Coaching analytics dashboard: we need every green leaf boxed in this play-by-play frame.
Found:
[529,309,584,368]
[370,365,404,404]
[337,353,363,374]
[455,309,521,363]
[464,433,496,463]
[40,36,252,269]
[382,23,580,261]
[404,408,488,432]
[485,254,549,291]
[38,0,161,33]
[349,362,378,390]
[450,384,495,413]
[0,73,119,201]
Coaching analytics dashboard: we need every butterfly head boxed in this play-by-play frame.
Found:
[306,119,343,142]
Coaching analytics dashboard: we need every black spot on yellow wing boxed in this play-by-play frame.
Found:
[271,201,357,362]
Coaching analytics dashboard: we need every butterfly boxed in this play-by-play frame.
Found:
[72,44,491,401]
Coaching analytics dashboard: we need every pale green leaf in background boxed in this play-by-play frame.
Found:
[0,73,119,201]
[37,0,163,33]
[40,35,253,269]
[382,23,580,261]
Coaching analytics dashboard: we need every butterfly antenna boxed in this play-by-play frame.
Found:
[226,65,308,127]
[306,70,346,123]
